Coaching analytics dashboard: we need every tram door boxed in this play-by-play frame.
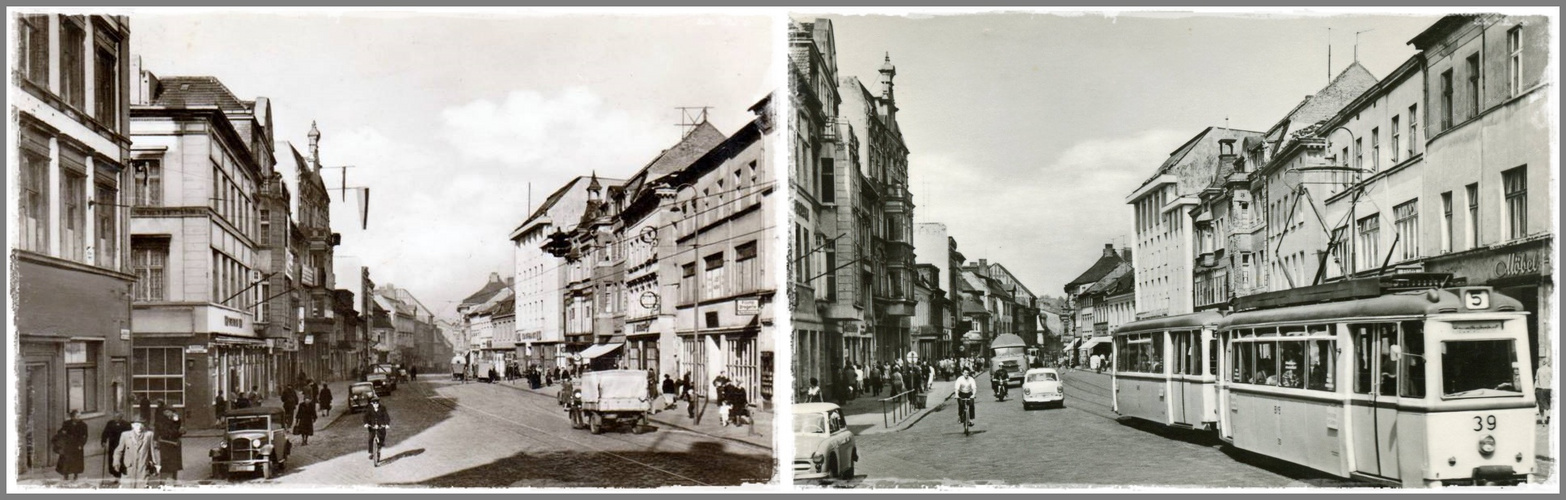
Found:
[1171,331,1188,425]
[1349,324,1400,479]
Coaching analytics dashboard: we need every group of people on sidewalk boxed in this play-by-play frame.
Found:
[812,357,990,405]
[50,396,185,488]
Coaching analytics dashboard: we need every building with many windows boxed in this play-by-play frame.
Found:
[12,13,134,473]
[788,17,840,399]
[127,72,273,429]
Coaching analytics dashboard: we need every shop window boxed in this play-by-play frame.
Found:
[134,347,185,407]
[65,341,100,414]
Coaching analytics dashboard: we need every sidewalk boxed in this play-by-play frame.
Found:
[500,378,773,449]
[17,378,359,488]
[838,381,956,436]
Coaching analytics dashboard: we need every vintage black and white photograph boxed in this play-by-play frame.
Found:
[9,9,778,489]
[787,10,1557,489]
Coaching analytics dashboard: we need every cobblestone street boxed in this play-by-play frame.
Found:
[835,370,1371,489]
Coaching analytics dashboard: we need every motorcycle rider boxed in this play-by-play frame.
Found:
[363,397,391,460]
[954,368,979,424]
[991,365,1009,401]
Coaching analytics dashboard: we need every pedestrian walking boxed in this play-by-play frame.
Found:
[53,410,88,480]
[889,366,905,397]
[410,365,419,380]
[682,372,698,419]
[100,412,131,482]
[294,397,317,445]
[212,391,228,427]
[281,385,299,429]
[137,394,153,424]
[318,384,334,418]
[661,374,677,411]
[153,401,182,482]
[869,367,882,397]
[111,416,160,489]
[308,380,320,407]
[1538,358,1553,425]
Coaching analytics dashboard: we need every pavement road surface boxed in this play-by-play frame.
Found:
[212,376,774,488]
[835,369,1375,489]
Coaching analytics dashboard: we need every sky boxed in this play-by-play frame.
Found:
[807,11,1443,301]
[130,11,776,320]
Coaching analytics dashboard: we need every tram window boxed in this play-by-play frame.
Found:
[1442,339,1522,398]
[1280,325,1306,337]
[1378,324,1399,397]
[1352,326,1374,394]
[1208,338,1218,377]
[1279,341,1305,388]
[1172,333,1185,375]
[1115,337,1126,372]
[1256,327,1278,337]
[1151,334,1165,374]
[1238,328,1253,338]
[1185,333,1200,376]
[1307,339,1336,391]
[1236,342,1254,384]
[1253,342,1278,386]
[1308,324,1331,337]
[1400,321,1427,398]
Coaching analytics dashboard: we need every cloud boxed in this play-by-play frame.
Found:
[912,129,1187,296]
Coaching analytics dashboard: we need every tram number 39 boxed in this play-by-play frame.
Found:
[1474,415,1498,431]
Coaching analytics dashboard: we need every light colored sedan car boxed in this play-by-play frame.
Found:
[793,402,856,482]
[1022,368,1065,409]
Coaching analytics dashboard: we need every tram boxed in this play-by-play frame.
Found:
[1112,274,1538,487]
[1111,311,1224,430]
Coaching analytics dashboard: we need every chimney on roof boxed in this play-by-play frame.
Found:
[488,272,501,283]
[978,259,987,269]
[1103,243,1117,258]
[1218,138,1237,165]
[1121,247,1133,263]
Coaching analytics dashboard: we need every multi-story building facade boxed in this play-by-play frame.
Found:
[839,69,915,365]
[128,73,272,429]
[295,123,342,381]
[788,18,840,398]
[1126,127,1262,319]
[256,146,303,381]
[12,13,134,472]
[1062,243,1129,342]
[510,174,624,368]
[910,263,950,361]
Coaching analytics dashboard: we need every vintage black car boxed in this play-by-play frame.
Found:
[349,382,377,412]
[366,373,393,396]
[209,406,292,480]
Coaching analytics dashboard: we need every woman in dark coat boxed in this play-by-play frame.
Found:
[153,401,183,481]
[317,385,333,417]
[294,397,317,445]
[54,410,88,480]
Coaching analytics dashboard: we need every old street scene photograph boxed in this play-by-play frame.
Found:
[788,11,1557,489]
[11,10,777,489]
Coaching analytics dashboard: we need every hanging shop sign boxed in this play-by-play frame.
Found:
[736,297,761,316]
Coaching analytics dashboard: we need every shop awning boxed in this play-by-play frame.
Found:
[1078,336,1111,351]
[578,343,623,360]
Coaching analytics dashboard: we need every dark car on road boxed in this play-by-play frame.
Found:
[210,406,292,480]
[349,382,377,412]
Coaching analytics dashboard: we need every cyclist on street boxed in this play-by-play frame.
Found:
[363,397,392,460]
[954,368,979,425]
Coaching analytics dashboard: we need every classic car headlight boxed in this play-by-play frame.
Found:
[1478,435,1496,455]
[251,438,263,449]
[1024,387,1032,395]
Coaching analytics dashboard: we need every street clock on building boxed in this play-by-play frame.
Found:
[639,226,658,246]
[640,291,660,312]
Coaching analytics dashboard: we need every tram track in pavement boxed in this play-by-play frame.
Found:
[406,376,719,487]
[482,378,773,454]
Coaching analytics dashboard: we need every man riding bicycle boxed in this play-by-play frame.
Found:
[363,397,391,461]
[954,369,979,424]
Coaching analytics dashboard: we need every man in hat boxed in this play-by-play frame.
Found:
[53,410,88,481]
[112,416,159,488]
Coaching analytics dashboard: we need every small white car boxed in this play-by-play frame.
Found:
[1021,368,1065,409]
[793,402,856,482]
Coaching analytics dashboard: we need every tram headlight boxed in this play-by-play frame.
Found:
[1478,435,1496,456]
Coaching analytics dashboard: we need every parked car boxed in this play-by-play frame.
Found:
[793,402,856,482]
[366,373,392,396]
[349,382,377,412]
[1022,367,1065,409]
[209,406,292,480]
